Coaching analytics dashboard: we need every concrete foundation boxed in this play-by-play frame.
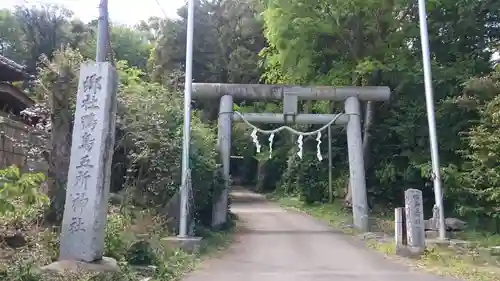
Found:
[395,245,425,258]
[160,236,204,253]
[40,257,120,275]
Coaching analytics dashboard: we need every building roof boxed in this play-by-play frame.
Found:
[0,83,35,114]
[0,55,31,82]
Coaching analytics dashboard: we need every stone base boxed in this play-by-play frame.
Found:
[425,230,439,239]
[489,246,500,256]
[425,229,458,239]
[160,236,203,253]
[426,238,451,248]
[395,245,425,258]
[130,265,157,276]
[39,257,120,275]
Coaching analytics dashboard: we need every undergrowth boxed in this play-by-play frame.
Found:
[0,175,236,281]
[0,205,236,281]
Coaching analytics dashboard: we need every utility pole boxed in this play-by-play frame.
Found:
[179,0,195,238]
[96,0,109,63]
[417,0,446,240]
[328,125,333,203]
[328,102,333,203]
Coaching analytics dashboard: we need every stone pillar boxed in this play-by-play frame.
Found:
[404,188,425,251]
[394,207,406,246]
[212,95,232,228]
[59,62,117,262]
[345,97,368,232]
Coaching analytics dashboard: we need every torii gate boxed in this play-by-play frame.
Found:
[179,0,446,241]
[191,83,390,232]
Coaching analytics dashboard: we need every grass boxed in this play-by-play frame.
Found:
[0,201,236,281]
[270,194,500,281]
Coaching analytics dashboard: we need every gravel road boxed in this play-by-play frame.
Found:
[182,187,460,281]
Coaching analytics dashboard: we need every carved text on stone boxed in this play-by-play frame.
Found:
[82,74,102,110]
[67,71,102,234]
[69,217,86,233]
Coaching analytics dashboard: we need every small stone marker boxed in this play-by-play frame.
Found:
[59,62,118,262]
[394,207,405,246]
[404,189,425,250]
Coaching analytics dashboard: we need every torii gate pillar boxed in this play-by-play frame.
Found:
[212,95,233,228]
[345,97,368,231]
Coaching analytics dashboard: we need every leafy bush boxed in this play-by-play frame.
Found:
[116,62,223,226]
[104,212,129,260]
[0,262,138,281]
[28,50,224,230]
[0,166,47,216]
[449,69,500,225]
[124,240,158,266]
[0,263,41,281]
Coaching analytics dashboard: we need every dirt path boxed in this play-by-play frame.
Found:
[182,187,460,281]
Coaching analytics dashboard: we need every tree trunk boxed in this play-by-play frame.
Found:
[362,101,374,167]
[45,72,72,225]
[283,149,295,193]
[256,161,265,192]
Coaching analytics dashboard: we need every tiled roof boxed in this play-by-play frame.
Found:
[0,54,31,81]
[0,55,26,73]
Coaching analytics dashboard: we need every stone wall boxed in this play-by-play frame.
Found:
[0,115,49,173]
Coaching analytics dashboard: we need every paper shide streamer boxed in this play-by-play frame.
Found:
[250,130,323,161]
[268,133,274,159]
[296,135,303,159]
[251,128,261,153]
[240,111,340,162]
[316,131,323,161]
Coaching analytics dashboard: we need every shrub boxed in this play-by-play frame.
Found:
[125,240,158,266]
[0,166,47,216]
[116,62,223,226]
[104,212,129,260]
[27,50,224,230]
[0,262,41,281]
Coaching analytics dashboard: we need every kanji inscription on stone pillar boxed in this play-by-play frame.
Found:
[59,62,117,262]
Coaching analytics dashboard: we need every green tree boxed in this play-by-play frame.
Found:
[451,68,500,226]
[260,0,500,213]
[150,0,266,85]
[33,47,85,223]
[12,4,75,73]
[0,9,24,61]
[0,5,153,75]
[81,23,152,70]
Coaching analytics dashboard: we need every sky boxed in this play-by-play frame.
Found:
[0,0,184,25]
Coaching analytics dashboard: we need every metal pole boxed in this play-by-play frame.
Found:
[179,0,195,238]
[328,125,333,203]
[417,0,446,240]
[96,0,108,62]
